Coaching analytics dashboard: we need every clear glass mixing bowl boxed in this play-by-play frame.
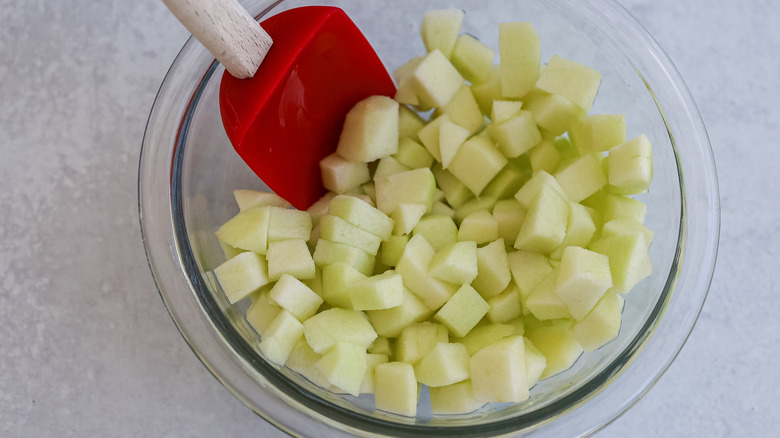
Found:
[138,0,719,435]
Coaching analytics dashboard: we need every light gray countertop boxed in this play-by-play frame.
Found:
[2,0,777,436]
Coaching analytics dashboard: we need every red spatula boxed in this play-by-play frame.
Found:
[163,0,396,210]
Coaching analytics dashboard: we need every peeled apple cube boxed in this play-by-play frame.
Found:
[535,55,602,112]
[315,342,367,397]
[498,22,541,98]
[491,100,523,124]
[601,217,655,246]
[417,114,448,162]
[269,274,324,321]
[523,338,548,389]
[320,153,371,194]
[410,49,465,108]
[606,134,653,195]
[508,250,554,301]
[414,342,471,387]
[365,287,432,338]
[267,207,313,242]
[412,214,458,252]
[318,215,383,255]
[554,153,607,203]
[375,168,437,215]
[572,292,622,351]
[487,110,542,158]
[395,137,434,169]
[447,134,508,196]
[396,234,458,310]
[245,289,281,336]
[569,114,627,155]
[514,183,570,254]
[435,284,490,337]
[428,241,478,285]
[233,189,291,211]
[215,206,271,254]
[312,239,375,276]
[524,269,571,321]
[450,33,495,84]
[214,251,271,304]
[379,234,410,267]
[374,362,419,417]
[360,353,390,394]
[430,380,485,415]
[523,91,585,136]
[398,104,426,141]
[336,95,399,163]
[555,246,613,321]
[526,324,583,379]
[391,203,428,235]
[471,238,512,299]
[589,232,652,295]
[493,199,527,243]
[528,139,562,174]
[513,169,567,209]
[285,338,333,389]
[439,85,485,135]
[374,156,410,180]
[395,321,449,365]
[486,283,523,323]
[349,270,404,311]
[302,308,377,354]
[266,239,316,281]
[457,210,499,244]
[438,118,470,169]
[455,323,516,355]
[327,195,394,240]
[470,335,530,403]
[471,65,502,115]
[259,309,305,366]
[420,8,464,58]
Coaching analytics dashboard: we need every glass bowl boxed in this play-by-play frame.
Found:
[138,0,719,436]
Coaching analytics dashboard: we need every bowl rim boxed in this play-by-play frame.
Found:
[138,0,720,436]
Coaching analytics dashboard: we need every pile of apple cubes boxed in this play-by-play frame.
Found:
[213,9,653,417]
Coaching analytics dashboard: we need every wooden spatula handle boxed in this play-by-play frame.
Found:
[162,0,273,78]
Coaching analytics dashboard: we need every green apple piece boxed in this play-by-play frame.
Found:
[219,240,244,260]
[454,194,499,223]
[233,190,291,211]
[525,324,583,379]
[321,262,366,309]
[394,78,421,107]
[491,100,523,124]
[554,246,612,321]
[432,201,456,218]
[379,234,410,267]
[606,134,653,194]
[439,118,471,169]
[508,250,554,303]
[514,183,570,253]
[589,232,651,294]
[470,335,529,403]
[428,241,478,285]
[472,238,512,299]
[360,353,390,394]
[214,251,271,304]
[439,84,484,134]
[410,49,465,108]
[553,153,607,203]
[524,91,585,136]
[350,270,404,311]
[493,199,527,243]
[458,210,499,244]
[417,114,448,162]
[395,321,449,365]
[395,137,434,169]
[394,56,425,83]
[396,234,459,310]
[471,65,501,116]
[535,55,602,112]
[399,104,426,141]
[327,195,394,240]
[583,190,647,225]
[366,286,433,338]
[420,8,464,58]
[482,161,531,201]
[550,202,598,260]
[245,288,281,336]
[523,337,547,389]
[570,114,627,154]
[601,217,654,247]
[391,203,428,235]
[375,168,437,215]
[267,206,313,242]
[553,135,579,167]
[499,22,540,98]
[259,309,305,366]
[412,214,459,252]
[435,284,490,337]
[486,283,523,323]
[451,33,495,84]
[524,269,571,320]
[216,206,271,254]
[367,336,393,357]
[430,380,485,415]
[312,239,375,276]
[487,110,542,158]
[529,139,562,174]
[415,342,470,387]
[266,239,315,281]
[454,323,515,355]
[448,134,508,196]
[307,192,337,227]
[336,95,400,162]
[269,274,323,321]
[374,156,411,180]
[432,164,473,209]
[572,292,622,351]
[303,308,377,354]
[513,169,567,209]
[374,362,419,417]
[286,338,333,389]
[319,215,383,255]
[320,152,371,194]
[315,341,367,397]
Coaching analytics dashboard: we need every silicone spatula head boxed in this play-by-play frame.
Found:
[219,6,396,210]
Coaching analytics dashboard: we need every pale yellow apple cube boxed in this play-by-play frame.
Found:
[373,156,411,180]
[336,95,399,162]
[415,342,470,387]
[302,308,377,354]
[454,323,515,355]
[439,118,471,169]
[570,114,627,154]
[417,114,448,162]
[499,22,541,98]
[379,234,410,267]
[448,134,508,196]
[524,91,585,136]
[432,164,474,209]
[350,270,404,311]
[374,362,419,417]
[471,65,501,115]
[269,274,323,321]
[395,137,434,169]
[572,292,622,351]
[316,342,368,396]
[396,234,458,310]
[367,336,393,357]
[428,241,478,285]
[524,338,547,388]
[525,324,583,379]
[360,353,390,394]
[435,284,490,337]
[216,206,271,254]
[375,168,437,215]
[451,33,495,84]
[366,287,433,338]
[493,199,527,243]
[601,217,654,247]
[318,215,383,255]
[312,239,375,276]
[606,134,653,195]
[471,238,512,299]
[514,183,570,254]
[233,190,291,211]
[524,269,571,320]
[508,249,554,303]
[470,335,529,402]
[529,139,562,174]
[513,169,567,209]
[398,104,426,140]
[410,49,465,108]
[259,309,304,366]
[420,8,464,58]
[321,262,366,309]
[391,203,428,235]
[412,214,459,252]
[555,246,612,321]
[487,283,523,323]
[535,55,602,112]
[487,110,542,158]
[327,194,395,240]
[266,239,315,281]
[395,321,449,365]
[553,153,607,203]
[439,85,484,134]
[320,153,371,194]
[430,380,485,415]
[589,232,651,294]
[245,288,281,336]
[491,99,523,124]
[458,210,499,244]
[214,251,272,305]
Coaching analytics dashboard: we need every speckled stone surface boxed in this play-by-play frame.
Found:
[1,0,777,436]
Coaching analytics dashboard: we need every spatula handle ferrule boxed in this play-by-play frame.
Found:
[162,0,273,78]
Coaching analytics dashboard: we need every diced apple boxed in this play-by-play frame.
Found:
[555,246,612,321]
[375,168,437,215]
[365,287,433,338]
[367,336,393,357]
[432,163,474,209]
[439,118,471,169]
[572,292,622,351]
[336,95,399,162]
[606,134,653,194]
[471,238,512,299]
[499,22,540,98]
[514,183,570,253]
[350,270,404,311]
[553,153,607,203]
[513,170,567,209]
[303,308,377,354]
[410,49,465,108]
[245,288,281,336]
[312,239,375,276]
[454,323,515,355]
[570,114,626,155]
[327,195,395,240]
[379,234,410,267]
[420,8,464,58]
[361,353,390,394]
[493,199,527,243]
[523,337,547,388]
[321,262,366,309]
[374,362,419,417]
[487,110,542,158]
[524,91,585,136]
[319,215,383,255]
[216,206,271,254]
[430,380,485,415]
[395,234,458,310]
[398,104,426,140]
[491,100,523,124]
[447,134,508,196]
[451,33,495,84]
[412,214,459,252]
[470,335,529,402]
[589,232,651,294]
[269,274,324,321]
[524,269,571,320]
[315,342,367,396]
[391,203,428,235]
[486,283,523,323]
[415,342,470,387]
[525,324,583,379]
[435,284,490,337]
[374,156,411,180]
[395,137,434,169]
[285,338,333,389]
[233,190,291,211]
[458,210,499,244]
[266,238,315,281]
[583,190,647,225]
[417,114,448,162]
[259,309,305,366]
[529,139,562,174]
[508,250,554,303]
[214,251,271,304]
[535,55,602,112]
[439,85,484,134]
[320,153,371,194]
[395,321,450,365]
[601,217,654,246]
[428,241,478,285]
